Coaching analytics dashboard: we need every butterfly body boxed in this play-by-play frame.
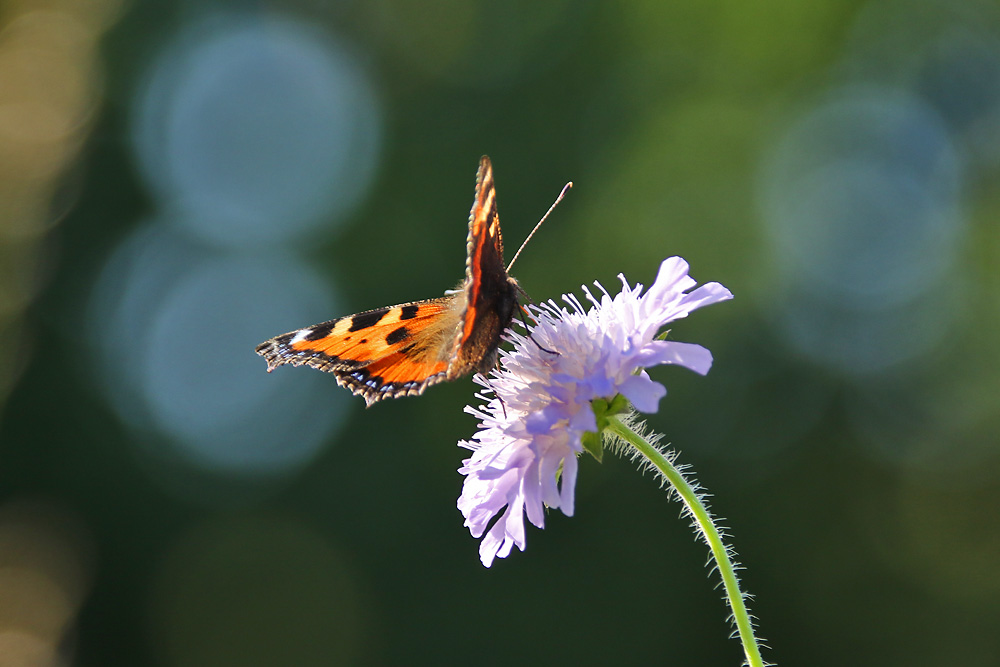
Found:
[255,156,520,406]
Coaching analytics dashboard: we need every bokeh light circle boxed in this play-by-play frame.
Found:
[841,0,1000,166]
[0,500,93,665]
[132,14,381,248]
[87,222,350,479]
[758,86,969,375]
[761,86,962,307]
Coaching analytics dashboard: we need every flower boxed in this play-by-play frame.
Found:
[457,257,733,566]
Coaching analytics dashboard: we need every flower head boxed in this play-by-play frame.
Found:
[457,257,733,566]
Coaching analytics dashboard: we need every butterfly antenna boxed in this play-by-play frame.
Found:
[506,180,573,273]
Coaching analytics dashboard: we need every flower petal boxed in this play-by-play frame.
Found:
[457,256,731,566]
[618,373,667,413]
[569,403,598,433]
[635,340,714,375]
[678,281,734,312]
[559,453,578,516]
[642,257,695,311]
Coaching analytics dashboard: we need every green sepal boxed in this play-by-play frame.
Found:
[605,393,630,416]
[581,431,603,462]
[583,394,631,462]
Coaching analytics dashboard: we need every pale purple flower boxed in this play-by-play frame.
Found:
[457,257,733,566]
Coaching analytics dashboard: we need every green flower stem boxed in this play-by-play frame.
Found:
[606,416,765,667]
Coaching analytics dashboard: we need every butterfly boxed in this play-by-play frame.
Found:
[255,156,570,406]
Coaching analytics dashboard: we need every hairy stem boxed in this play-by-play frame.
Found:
[606,415,765,667]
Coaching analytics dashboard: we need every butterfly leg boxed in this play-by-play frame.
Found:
[515,304,559,356]
[476,373,508,419]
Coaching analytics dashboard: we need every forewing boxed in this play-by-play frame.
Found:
[447,155,520,377]
[255,296,464,404]
[461,156,509,342]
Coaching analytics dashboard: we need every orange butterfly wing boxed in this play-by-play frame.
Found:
[255,298,462,405]
[448,156,520,377]
[256,155,522,406]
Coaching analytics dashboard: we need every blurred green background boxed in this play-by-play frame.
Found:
[2,0,1000,664]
